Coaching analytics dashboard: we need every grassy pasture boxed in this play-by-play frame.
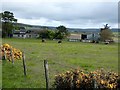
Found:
[2,38,118,88]
[0,62,1,89]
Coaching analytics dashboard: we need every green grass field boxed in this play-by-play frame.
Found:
[0,39,2,89]
[0,62,2,89]
[2,38,118,88]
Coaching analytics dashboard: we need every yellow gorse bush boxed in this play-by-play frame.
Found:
[54,68,119,89]
[1,43,22,61]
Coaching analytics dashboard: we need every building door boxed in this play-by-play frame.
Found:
[81,34,87,40]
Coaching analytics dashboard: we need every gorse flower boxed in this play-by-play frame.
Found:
[1,43,22,61]
[54,68,119,89]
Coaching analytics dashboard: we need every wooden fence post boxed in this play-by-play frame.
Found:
[93,74,97,89]
[22,52,27,76]
[10,48,14,64]
[44,60,49,90]
[70,75,73,90]
[3,48,6,60]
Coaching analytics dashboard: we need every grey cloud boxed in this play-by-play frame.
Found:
[2,1,118,28]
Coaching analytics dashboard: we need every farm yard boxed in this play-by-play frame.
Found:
[1,38,118,88]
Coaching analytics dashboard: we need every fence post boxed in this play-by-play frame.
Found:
[10,48,14,64]
[70,75,73,90]
[93,74,97,89]
[3,48,6,60]
[22,52,27,76]
[44,60,49,90]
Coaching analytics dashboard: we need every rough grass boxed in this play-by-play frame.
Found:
[0,39,2,89]
[0,62,2,89]
[2,38,118,88]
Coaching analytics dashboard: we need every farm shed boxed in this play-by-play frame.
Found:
[68,34,81,42]
[81,33,100,41]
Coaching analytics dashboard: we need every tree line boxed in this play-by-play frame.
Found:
[38,26,69,40]
[1,11,69,39]
[1,11,113,42]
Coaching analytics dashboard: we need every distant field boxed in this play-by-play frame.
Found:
[2,38,118,88]
[113,32,120,43]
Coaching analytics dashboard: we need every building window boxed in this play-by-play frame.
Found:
[29,35,31,38]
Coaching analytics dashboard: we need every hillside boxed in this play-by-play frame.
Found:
[13,23,119,33]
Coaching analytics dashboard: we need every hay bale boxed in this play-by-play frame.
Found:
[58,40,62,43]
[104,41,109,45]
[42,39,46,42]
[96,41,99,43]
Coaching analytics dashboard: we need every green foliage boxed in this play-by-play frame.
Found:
[38,25,69,40]
[47,30,55,39]
[100,29,113,41]
[2,22,13,38]
[56,25,67,33]
[55,25,69,39]
[38,29,55,39]
[1,11,17,38]
[54,31,64,39]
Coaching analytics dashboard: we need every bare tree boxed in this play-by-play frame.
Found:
[100,24,113,42]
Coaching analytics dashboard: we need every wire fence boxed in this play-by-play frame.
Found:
[2,51,80,89]
[47,60,77,88]
[2,50,118,89]
[1,42,80,88]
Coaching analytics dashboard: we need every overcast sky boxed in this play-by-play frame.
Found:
[1,0,119,28]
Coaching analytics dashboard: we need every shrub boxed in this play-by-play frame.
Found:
[53,68,119,89]
[1,43,22,61]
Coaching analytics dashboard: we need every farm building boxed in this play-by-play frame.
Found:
[81,33,100,42]
[13,29,26,38]
[25,30,39,38]
[13,29,39,38]
[67,34,81,42]
[68,33,100,42]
